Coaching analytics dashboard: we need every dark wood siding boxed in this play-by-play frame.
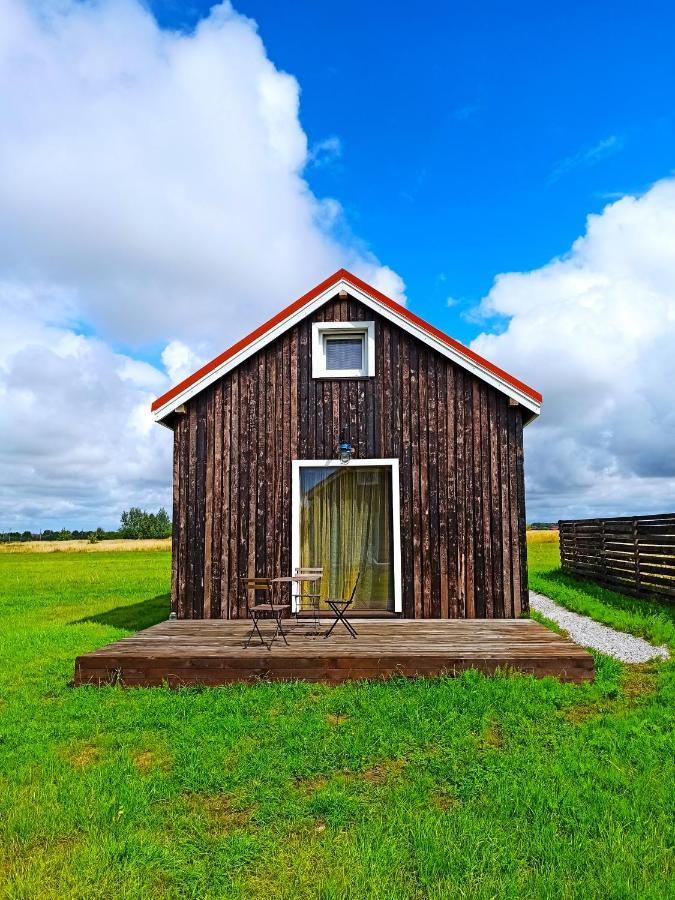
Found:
[171,294,530,619]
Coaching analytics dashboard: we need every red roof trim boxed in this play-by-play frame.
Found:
[152,268,542,414]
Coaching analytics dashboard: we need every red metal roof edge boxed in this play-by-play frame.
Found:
[152,268,542,414]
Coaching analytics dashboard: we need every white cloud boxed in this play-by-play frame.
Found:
[161,340,204,385]
[549,134,623,184]
[308,135,342,168]
[0,0,406,350]
[0,283,172,529]
[366,265,406,305]
[0,0,404,529]
[472,177,675,520]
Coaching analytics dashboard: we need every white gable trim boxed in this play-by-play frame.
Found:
[153,277,541,424]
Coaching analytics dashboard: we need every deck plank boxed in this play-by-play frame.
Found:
[74,619,594,686]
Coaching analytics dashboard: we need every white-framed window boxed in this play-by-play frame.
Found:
[311,320,375,378]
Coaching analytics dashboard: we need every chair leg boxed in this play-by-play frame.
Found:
[324,605,358,639]
[244,612,271,650]
[271,612,289,646]
[324,612,341,639]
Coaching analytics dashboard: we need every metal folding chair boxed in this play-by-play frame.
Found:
[324,573,360,639]
[240,577,291,650]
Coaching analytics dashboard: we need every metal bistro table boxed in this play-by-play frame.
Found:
[271,573,323,637]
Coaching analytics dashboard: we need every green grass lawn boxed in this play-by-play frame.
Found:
[528,538,675,648]
[1,546,673,899]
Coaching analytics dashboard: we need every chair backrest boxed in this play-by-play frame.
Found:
[348,572,361,603]
[240,577,271,610]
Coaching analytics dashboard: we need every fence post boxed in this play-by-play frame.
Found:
[632,517,640,593]
[573,520,578,573]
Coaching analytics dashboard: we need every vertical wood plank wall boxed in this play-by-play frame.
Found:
[171,295,529,619]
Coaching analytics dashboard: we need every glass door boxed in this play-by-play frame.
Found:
[299,465,394,611]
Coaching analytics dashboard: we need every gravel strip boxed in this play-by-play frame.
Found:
[529,591,669,663]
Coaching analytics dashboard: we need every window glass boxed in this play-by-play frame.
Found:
[300,466,393,610]
[325,336,363,370]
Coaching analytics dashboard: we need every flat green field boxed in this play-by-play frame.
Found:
[0,542,673,899]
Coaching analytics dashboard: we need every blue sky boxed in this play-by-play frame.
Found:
[152,0,675,344]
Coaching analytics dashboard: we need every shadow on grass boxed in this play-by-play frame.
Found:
[74,593,170,632]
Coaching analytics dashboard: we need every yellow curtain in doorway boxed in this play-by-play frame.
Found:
[299,466,393,610]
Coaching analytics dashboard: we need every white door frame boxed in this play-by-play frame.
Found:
[291,458,402,613]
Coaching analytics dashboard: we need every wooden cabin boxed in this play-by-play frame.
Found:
[152,269,542,620]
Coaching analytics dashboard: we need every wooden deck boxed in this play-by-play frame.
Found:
[74,619,594,686]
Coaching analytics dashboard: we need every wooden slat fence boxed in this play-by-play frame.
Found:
[559,513,675,602]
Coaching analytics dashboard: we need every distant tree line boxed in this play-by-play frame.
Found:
[0,508,172,543]
[118,507,172,539]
